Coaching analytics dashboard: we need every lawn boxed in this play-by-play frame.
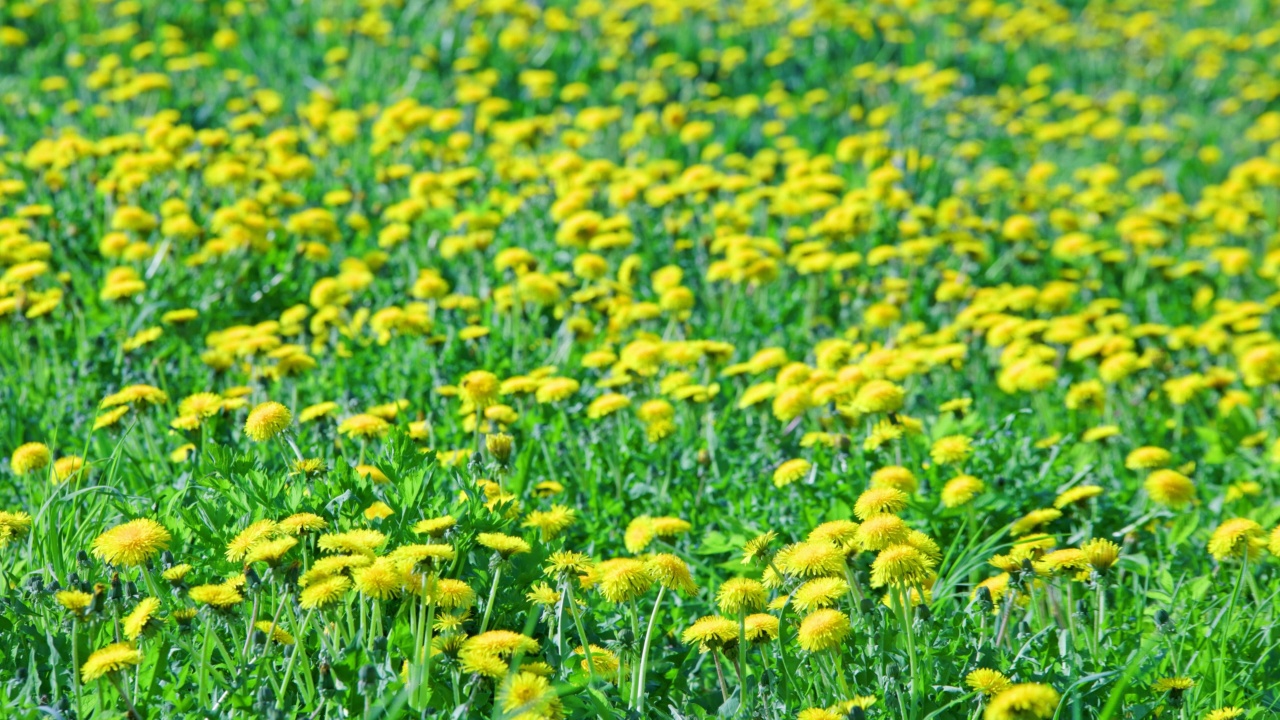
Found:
[0,0,1278,719]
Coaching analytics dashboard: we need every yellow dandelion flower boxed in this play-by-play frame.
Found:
[526,582,560,606]
[808,520,860,553]
[596,557,654,603]
[81,643,143,682]
[1010,508,1061,536]
[587,393,631,419]
[244,401,292,442]
[53,456,87,484]
[773,458,812,488]
[985,684,1060,720]
[855,514,910,551]
[717,577,766,614]
[646,553,697,594]
[226,519,277,562]
[545,551,594,579]
[92,519,171,567]
[776,540,846,577]
[317,529,386,556]
[413,515,456,537]
[1146,469,1196,509]
[56,590,94,617]
[854,486,909,520]
[574,644,620,674]
[188,583,244,608]
[744,613,780,642]
[796,608,850,652]
[1208,518,1265,560]
[681,616,739,651]
[498,672,555,717]
[11,442,51,475]
[254,621,295,645]
[277,513,327,535]
[1081,538,1121,572]
[460,370,501,408]
[966,668,1012,695]
[870,465,918,493]
[793,576,849,611]
[1125,446,1172,470]
[338,414,391,439]
[122,597,161,640]
[476,532,532,558]
[1152,677,1195,693]
[870,544,936,588]
[522,505,576,541]
[930,435,973,465]
[353,557,403,599]
[300,575,351,609]
[1054,485,1104,509]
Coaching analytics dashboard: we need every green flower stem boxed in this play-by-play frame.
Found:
[895,587,921,714]
[563,580,596,682]
[277,608,314,711]
[198,619,212,708]
[738,612,749,712]
[1215,554,1248,706]
[241,591,260,658]
[1094,580,1107,652]
[71,618,82,718]
[478,563,502,635]
[711,650,730,703]
[420,598,437,708]
[635,585,665,713]
[108,672,141,719]
[831,650,851,697]
[628,600,644,707]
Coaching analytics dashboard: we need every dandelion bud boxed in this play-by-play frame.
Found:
[915,604,931,623]
[125,580,138,599]
[245,567,261,591]
[24,575,43,596]
[108,574,123,602]
[1154,609,1172,632]
[76,551,90,567]
[859,597,875,615]
[160,550,174,569]
[45,578,60,594]
[485,433,513,465]
[616,626,635,648]
[317,663,333,695]
[358,663,377,692]
[372,635,387,656]
[848,708,866,720]
[697,449,710,465]
[975,585,993,612]
[255,683,274,708]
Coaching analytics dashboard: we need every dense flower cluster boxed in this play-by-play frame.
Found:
[0,0,1275,718]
